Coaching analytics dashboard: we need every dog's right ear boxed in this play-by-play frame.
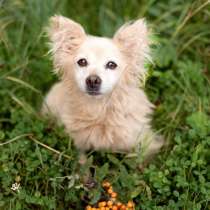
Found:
[113,19,150,80]
[47,15,86,74]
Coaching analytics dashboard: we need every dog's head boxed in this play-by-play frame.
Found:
[48,16,150,97]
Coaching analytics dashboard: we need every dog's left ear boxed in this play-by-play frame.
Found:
[113,19,150,75]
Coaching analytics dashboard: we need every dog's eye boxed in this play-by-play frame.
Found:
[77,58,88,67]
[106,61,117,70]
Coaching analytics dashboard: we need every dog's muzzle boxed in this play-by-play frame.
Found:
[86,75,102,95]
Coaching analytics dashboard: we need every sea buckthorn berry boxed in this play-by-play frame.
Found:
[98,202,106,207]
[116,202,122,207]
[120,205,126,210]
[86,205,92,210]
[112,206,118,210]
[127,201,134,208]
[106,186,113,192]
[102,181,111,188]
[111,192,117,198]
[85,180,137,210]
[107,201,113,206]
[108,188,113,194]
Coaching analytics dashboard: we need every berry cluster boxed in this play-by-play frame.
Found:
[86,181,135,210]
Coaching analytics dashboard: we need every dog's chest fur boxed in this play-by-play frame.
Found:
[61,86,153,152]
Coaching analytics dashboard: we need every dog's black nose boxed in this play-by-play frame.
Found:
[86,75,102,93]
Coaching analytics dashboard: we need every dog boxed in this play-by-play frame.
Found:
[42,15,164,160]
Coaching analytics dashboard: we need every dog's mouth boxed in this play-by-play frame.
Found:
[86,91,101,96]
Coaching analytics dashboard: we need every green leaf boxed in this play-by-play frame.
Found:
[95,163,109,182]
[186,112,210,137]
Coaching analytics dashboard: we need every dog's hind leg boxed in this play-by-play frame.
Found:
[140,131,165,162]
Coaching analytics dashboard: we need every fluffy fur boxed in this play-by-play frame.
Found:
[42,15,164,158]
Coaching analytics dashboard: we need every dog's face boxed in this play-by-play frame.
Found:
[48,16,149,97]
[74,37,125,96]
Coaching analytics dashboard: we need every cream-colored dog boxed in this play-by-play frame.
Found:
[42,15,164,159]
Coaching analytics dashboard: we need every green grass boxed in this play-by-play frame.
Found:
[0,0,210,209]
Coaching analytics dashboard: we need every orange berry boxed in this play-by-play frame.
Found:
[112,206,118,210]
[86,205,92,210]
[111,192,117,198]
[116,202,122,207]
[105,207,110,210]
[103,181,111,188]
[107,200,113,206]
[108,188,113,194]
[98,202,106,207]
[100,207,106,210]
[127,201,134,208]
[120,205,126,210]
[107,186,113,192]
